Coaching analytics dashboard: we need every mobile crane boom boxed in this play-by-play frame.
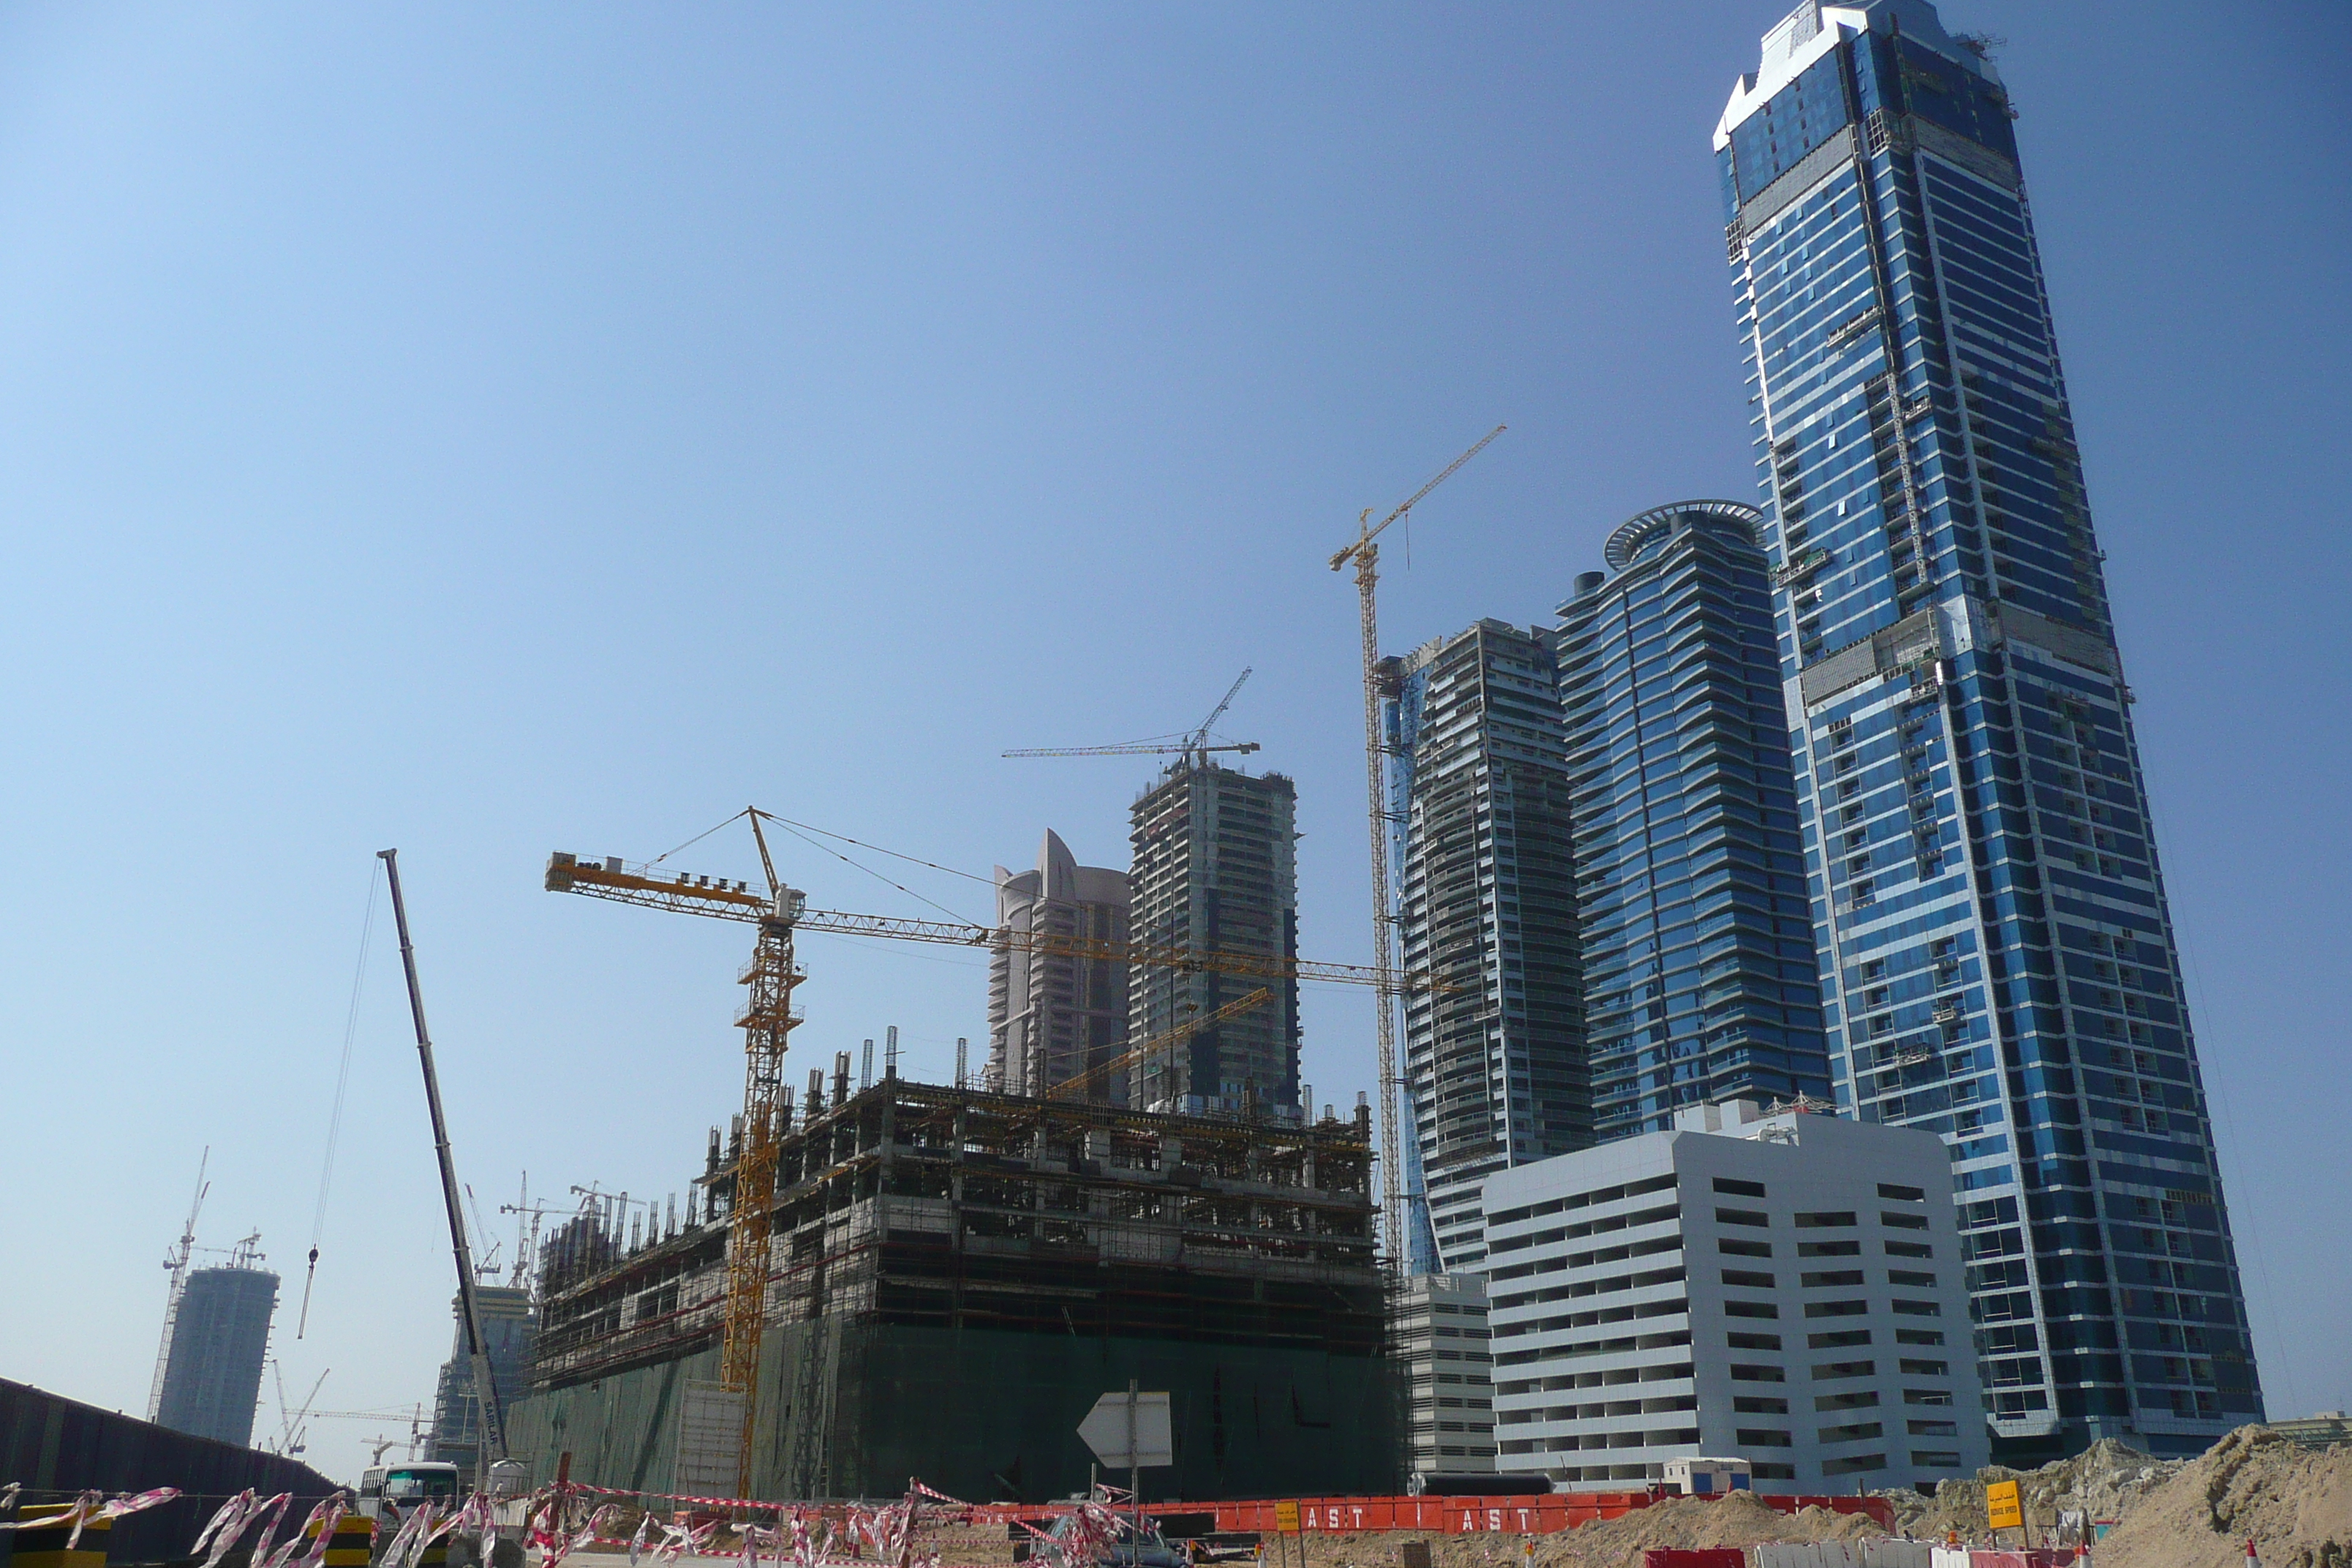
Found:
[379,849,506,1480]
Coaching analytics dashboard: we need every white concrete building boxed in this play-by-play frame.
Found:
[1391,1273,1497,1477]
[1485,1100,1986,1489]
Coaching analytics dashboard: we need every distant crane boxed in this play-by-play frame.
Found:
[499,1175,562,1294]
[1003,668,1260,765]
[146,1150,212,1421]
[269,1362,330,1457]
[1329,425,1505,1269]
[464,1186,504,1282]
[304,1405,429,1464]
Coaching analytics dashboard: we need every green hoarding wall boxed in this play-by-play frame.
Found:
[507,1322,1401,1502]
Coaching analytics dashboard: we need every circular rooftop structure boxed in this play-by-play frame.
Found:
[1602,499,1763,572]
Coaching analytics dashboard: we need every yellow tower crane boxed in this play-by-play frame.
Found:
[543,814,1452,1495]
[1328,424,1505,1269]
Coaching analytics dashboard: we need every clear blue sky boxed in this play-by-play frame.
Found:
[3,2,2343,1485]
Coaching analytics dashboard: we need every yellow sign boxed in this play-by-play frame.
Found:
[1986,1480,2024,1531]
[1273,1502,1300,1535]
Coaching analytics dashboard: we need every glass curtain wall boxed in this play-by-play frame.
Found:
[1555,502,1831,1141]
[1714,0,2262,1456]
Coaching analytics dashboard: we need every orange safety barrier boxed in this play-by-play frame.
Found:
[966,1490,1893,1537]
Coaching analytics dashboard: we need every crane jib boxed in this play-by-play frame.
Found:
[545,852,1460,992]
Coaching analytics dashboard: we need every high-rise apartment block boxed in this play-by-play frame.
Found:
[1486,1100,1987,1490]
[1128,760,1302,1115]
[1385,622,1586,1273]
[989,831,1130,1100]
[1716,0,2261,1455]
[1556,502,1832,1142]
[154,1257,278,1448]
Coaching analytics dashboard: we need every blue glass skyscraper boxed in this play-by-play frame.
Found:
[1555,501,1831,1142]
[1715,0,2262,1457]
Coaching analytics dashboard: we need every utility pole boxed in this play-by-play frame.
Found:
[380,848,506,1483]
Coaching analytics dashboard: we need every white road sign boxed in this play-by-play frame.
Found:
[1077,1389,1172,1469]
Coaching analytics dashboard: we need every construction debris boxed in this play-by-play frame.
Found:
[1875,1437,2190,1537]
[2091,1425,2352,1568]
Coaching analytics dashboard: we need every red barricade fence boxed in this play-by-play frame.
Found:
[966,1491,1893,1537]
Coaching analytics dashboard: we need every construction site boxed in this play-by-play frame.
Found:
[498,834,1406,1504]
[504,1075,1397,1501]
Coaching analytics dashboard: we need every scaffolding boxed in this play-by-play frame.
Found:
[519,1079,1398,1499]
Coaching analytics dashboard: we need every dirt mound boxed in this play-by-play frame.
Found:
[1518,1493,1886,1568]
[2094,1426,2352,1568]
[1878,1437,2190,1539]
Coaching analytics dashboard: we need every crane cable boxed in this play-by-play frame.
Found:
[298,864,379,1338]
[644,806,990,922]
[754,811,981,926]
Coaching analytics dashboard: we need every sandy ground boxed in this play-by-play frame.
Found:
[2089,1427,2351,1568]
[564,1428,2352,1568]
[650,1496,1888,1568]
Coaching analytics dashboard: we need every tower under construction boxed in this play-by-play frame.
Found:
[1126,761,1302,1118]
[1384,620,1588,1274]
[152,1240,277,1450]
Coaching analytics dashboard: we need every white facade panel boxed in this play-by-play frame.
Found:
[1485,1100,1986,1488]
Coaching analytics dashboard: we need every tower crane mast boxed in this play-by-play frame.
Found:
[1328,425,1504,1270]
[716,810,799,1496]
[147,1150,211,1422]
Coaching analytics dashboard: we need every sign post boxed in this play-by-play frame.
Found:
[1987,1479,2024,1543]
[1077,1386,1172,1558]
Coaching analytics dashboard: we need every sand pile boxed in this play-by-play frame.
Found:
[2092,1426,2352,1568]
[1878,1437,2189,1537]
[630,1428,2352,1568]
